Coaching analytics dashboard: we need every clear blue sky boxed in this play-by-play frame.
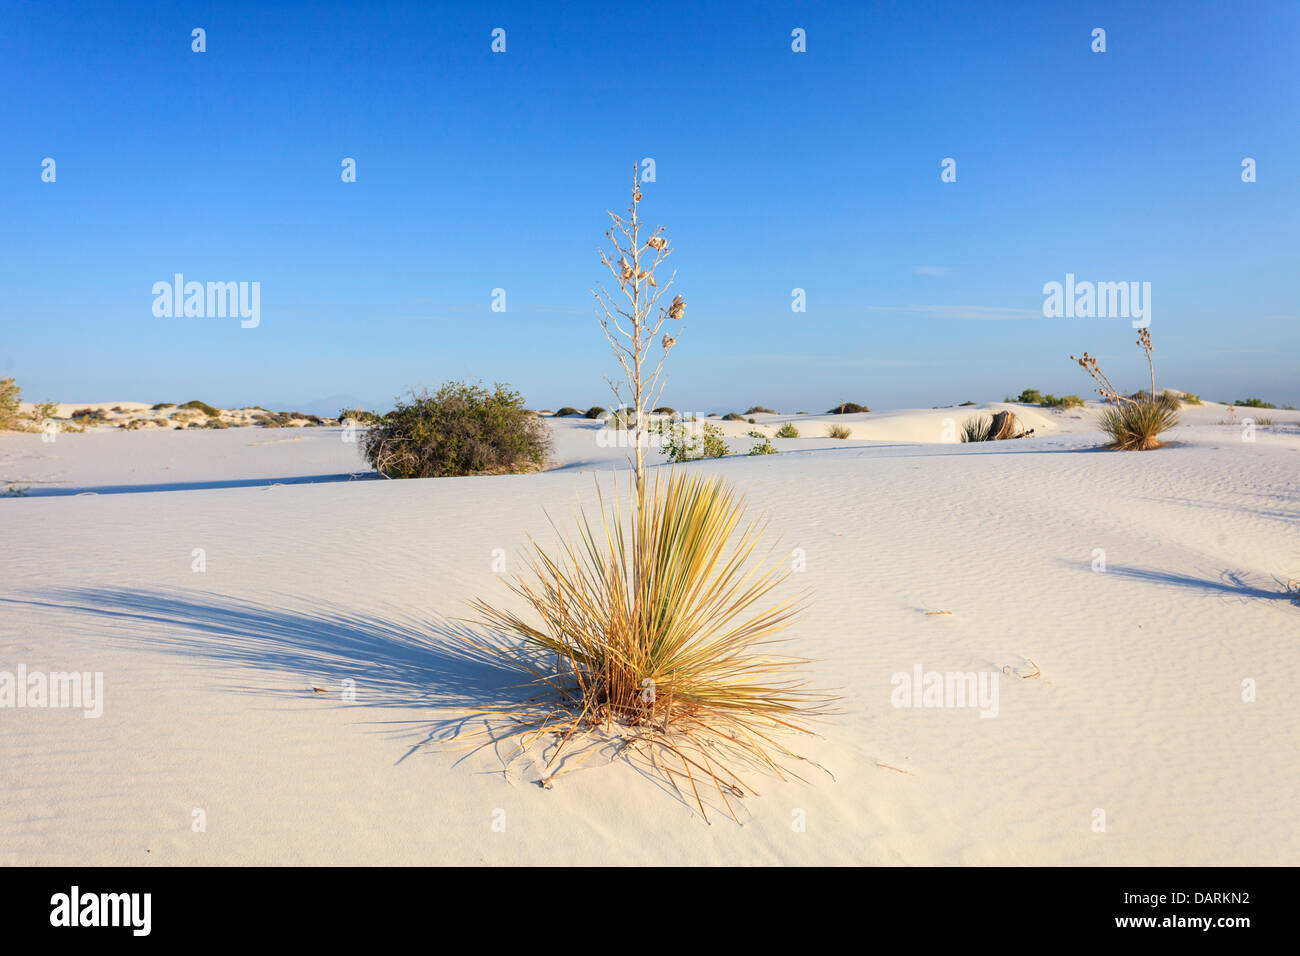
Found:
[3,0,1297,414]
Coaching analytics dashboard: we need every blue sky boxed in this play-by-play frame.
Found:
[3,0,1297,414]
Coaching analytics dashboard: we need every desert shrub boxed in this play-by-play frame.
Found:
[362,381,551,478]
[827,423,852,439]
[657,419,727,462]
[960,415,995,442]
[1181,392,1202,405]
[1250,416,1275,426]
[775,423,800,438]
[29,400,58,424]
[553,407,581,417]
[1014,389,1044,404]
[827,402,869,414]
[1234,398,1276,408]
[470,471,824,820]
[748,436,777,455]
[179,400,220,417]
[745,405,776,415]
[71,407,108,422]
[722,412,746,421]
[151,402,175,410]
[0,378,22,430]
[584,406,607,419]
[1042,394,1085,408]
[958,400,976,406]
[1099,400,1180,450]
[1127,390,1181,411]
[652,406,676,416]
[339,408,378,423]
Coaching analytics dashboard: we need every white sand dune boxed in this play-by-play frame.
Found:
[2,402,1298,864]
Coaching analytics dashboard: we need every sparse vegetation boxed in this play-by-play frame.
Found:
[722,412,746,421]
[827,423,852,439]
[1234,398,1276,409]
[338,407,379,423]
[70,407,108,422]
[179,400,221,417]
[657,419,727,462]
[361,381,551,478]
[584,406,607,419]
[775,423,800,438]
[1182,392,1202,405]
[748,435,777,455]
[827,402,869,414]
[652,406,676,416]
[1041,394,1085,408]
[745,405,777,415]
[1014,389,1044,404]
[553,407,581,417]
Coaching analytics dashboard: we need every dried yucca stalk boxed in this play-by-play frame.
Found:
[466,470,827,821]
[593,166,684,497]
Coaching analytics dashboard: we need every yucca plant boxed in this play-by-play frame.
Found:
[1071,329,1178,450]
[960,415,994,442]
[468,471,824,820]
[827,423,852,439]
[466,172,823,821]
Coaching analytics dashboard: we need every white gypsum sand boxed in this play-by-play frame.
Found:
[1,402,1297,864]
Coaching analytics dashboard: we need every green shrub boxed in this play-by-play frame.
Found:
[362,381,552,478]
[775,423,800,438]
[745,405,777,415]
[71,407,108,422]
[958,401,976,406]
[827,423,852,439]
[1181,392,1202,405]
[1042,394,1084,408]
[0,378,21,430]
[657,419,727,462]
[748,436,777,456]
[150,402,175,410]
[1100,399,1179,450]
[554,407,581,417]
[653,406,677,416]
[722,412,746,421]
[827,402,869,414]
[339,407,379,423]
[584,406,607,419]
[1014,389,1044,404]
[1234,398,1276,409]
[179,400,221,417]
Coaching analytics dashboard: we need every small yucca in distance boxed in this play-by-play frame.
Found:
[1071,329,1178,450]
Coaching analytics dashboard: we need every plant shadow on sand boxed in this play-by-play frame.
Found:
[3,587,774,820]
[1083,566,1297,605]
